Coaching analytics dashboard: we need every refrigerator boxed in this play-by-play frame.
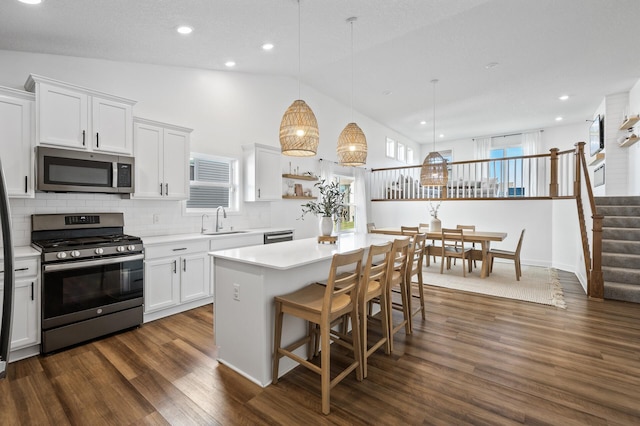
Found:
[0,157,15,378]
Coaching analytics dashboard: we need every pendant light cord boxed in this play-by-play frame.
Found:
[431,79,438,152]
[297,0,301,99]
[350,18,354,120]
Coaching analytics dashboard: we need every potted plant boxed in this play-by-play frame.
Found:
[300,179,348,236]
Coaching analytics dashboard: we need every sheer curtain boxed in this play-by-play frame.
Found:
[474,137,491,184]
[354,167,368,234]
[522,131,543,196]
[319,159,334,182]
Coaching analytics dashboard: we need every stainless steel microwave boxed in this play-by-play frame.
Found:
[36,147,134,194]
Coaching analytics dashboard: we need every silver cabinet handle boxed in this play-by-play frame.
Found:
[183,259,186,272]
[165,183,169,196]
[173,260,177,273]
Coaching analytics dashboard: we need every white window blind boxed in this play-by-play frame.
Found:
[187,155,237,210]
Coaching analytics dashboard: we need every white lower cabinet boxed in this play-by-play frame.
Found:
[143,239,210,322]
[0,256,40,361]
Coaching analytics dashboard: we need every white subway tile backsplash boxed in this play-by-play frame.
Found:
[5,192,274,248]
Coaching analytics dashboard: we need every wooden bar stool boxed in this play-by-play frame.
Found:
[405,233,427,329]
[386,238,411,352]
[272,249,364,415]
[359,241,393,378]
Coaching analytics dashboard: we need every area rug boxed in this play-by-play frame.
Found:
[421,261,566,308]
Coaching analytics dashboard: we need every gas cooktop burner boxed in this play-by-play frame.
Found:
[33,234,141,250]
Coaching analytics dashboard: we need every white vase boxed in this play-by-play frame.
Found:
[430,217,441,232]
[320,216,333,236]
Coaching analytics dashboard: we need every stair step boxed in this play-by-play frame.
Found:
[602,252,640,268]
[603,227,640,241]
[602,216,640,228]
[603,239,640,255]
[595,196,640,206]
[602,266,640,285]
[604,281,640,303]
[597,205,640,216]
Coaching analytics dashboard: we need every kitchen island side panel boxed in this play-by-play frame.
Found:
[213,256,333,387]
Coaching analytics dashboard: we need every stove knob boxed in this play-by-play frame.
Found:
[116,246,125,252]
[127,244,136,251]
[95,248,104,255]
[70,250,81,258]
[56,252,67,259]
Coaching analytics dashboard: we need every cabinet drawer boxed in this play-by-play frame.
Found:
[144,240,208,259]
[0,258,38,281]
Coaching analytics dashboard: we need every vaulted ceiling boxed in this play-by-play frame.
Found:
[2,0,640,144]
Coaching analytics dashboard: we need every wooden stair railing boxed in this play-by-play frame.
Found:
[575,142,604,299]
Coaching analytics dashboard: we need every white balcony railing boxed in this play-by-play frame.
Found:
[370,148,575,200]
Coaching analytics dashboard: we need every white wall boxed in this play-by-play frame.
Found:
[0,49,419,244]
[628,79,640,195]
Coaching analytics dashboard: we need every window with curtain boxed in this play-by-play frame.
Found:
[186,153,239,211]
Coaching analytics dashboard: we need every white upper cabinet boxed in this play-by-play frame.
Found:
[0,86,35,198]
[133,117,191,200]
[243,143,282,201]
[24,74,135,155]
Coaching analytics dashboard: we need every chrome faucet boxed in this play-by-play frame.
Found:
[201,213,210,233]
[215,206,227,232]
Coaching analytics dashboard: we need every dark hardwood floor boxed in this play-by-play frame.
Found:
[2,270,640,425]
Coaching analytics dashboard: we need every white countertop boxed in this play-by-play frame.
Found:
[209,233,404,270]
[1,245,41,260]
[141,227,292,246]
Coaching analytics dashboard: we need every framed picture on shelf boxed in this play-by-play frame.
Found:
[294,183,303,196]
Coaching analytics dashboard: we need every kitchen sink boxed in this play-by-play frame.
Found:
[203,230,249,235]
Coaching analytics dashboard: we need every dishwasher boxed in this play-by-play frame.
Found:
[263,230,294,244]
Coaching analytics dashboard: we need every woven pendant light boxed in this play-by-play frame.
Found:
[337,17,367,166]
[280,0,319,157]
[280,100,319,156]
[420,79,448,186]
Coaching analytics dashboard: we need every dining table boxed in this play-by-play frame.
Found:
[370,227,508,278]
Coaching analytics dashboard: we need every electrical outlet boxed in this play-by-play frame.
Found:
[233,283,240,301]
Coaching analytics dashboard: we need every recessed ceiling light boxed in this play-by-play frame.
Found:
[18,0,42,4]
[225,61,236,68]
[559,95,569,101]
[382,90,393,96]
[555,116,563,121]
[439,134,444,138]
[176,26,193,35]
[485,62,499,69]
[420,120,427,125]
[262,43,274,51]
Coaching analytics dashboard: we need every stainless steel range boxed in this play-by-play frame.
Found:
[31,213,143,354]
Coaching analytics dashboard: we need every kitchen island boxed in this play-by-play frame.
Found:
[209,233,401,387]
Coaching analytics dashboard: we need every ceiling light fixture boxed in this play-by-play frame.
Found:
[420,120,427,125]
[337,17,367,167]
[262,43,274,51]
[279,0,319,157]
[176,26,193,35]
[559,95,569,101]
[555,116,563,121]
[485,62,499,69]
[420,79,448,186]
[224,61,236,67]
[18,0,42,4]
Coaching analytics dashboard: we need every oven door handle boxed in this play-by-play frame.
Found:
[43,254,144,272]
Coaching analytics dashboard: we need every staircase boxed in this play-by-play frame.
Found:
[596,196,640,303]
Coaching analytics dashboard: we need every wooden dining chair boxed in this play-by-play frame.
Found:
[420,222,438,266]
[488,229,526,281]
[359,241,393,378]
[386,237,411,352]
[272,249,364,415]
[440,228,473,277]
[366,222,376,233]
[400,225,419,235]
[405,233,427,328]
[455,224,478,268]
